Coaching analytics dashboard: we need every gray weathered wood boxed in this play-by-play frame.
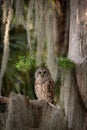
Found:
[0,94,67,130]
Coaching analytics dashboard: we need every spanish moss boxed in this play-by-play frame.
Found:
[15,0,25,28]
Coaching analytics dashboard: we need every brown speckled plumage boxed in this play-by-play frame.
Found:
[35,66,55,105]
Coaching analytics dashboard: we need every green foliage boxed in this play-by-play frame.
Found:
[57,57,75,70]
[48,0,51,2]
[16,55,36,72]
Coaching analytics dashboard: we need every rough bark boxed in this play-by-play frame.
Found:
[60,70,87,130]
[60,0,87,130]
[0,93,67,130]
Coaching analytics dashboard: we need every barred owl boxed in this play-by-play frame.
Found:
[35,66,55,105]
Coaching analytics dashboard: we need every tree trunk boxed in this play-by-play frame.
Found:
[0,0,3,44]
[0,94,67,130]
[60,0,87,130]
[0,0,13,95]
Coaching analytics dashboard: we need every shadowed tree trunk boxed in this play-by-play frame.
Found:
[60,0,87,130]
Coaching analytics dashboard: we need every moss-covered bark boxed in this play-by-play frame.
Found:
[60,0,87,130]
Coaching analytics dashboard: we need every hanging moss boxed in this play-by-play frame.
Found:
[15,0,25,27]
[57,57,75,70]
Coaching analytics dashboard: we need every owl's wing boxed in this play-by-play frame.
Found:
[47,79,55,100]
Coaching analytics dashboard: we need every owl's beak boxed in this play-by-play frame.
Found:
[41,74,44,78]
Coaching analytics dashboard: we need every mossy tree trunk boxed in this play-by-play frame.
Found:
[60,0,87,130]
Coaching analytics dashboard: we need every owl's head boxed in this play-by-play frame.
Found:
[35,66,51,79]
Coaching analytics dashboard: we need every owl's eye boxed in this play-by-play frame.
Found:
[43,71,46,74]
[38,71,42,74]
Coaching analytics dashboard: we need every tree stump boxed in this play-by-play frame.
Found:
[0,93,67,130]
